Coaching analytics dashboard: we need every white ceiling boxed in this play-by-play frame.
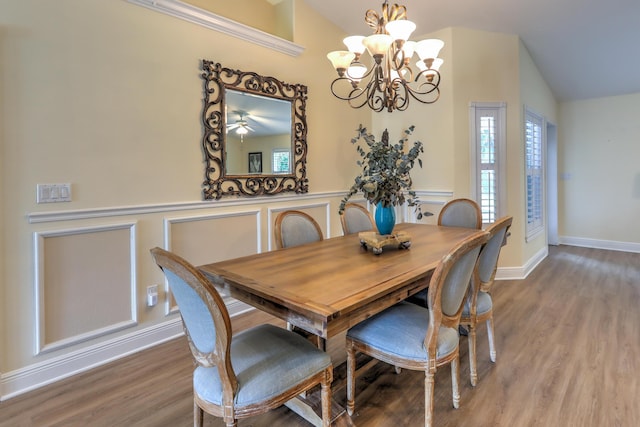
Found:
[304,0,640,102]
[226,89,292,137]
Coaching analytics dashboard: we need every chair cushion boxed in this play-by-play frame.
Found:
[463,291,493,316]
[347,302,459,362]
[193,324,331,407]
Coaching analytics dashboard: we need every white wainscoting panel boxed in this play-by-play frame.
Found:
[163,209,261,315]
[33,223,138,355]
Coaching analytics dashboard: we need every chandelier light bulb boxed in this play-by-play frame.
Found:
[347,63,368,84]
[415,39,445,60]
[430,57,444,71]
[390,69,404,82]
[402,40,416,62]
[343,36,366,55]
[385,20,416,42]
[363,34,393,58]
[327,51,356,75]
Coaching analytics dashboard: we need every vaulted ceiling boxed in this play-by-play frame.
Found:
[304,0,640,102]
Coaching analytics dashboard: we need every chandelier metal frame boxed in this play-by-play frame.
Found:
[327,1,444,113]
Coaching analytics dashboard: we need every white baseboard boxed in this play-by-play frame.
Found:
[1,318,184,401]
[495,245,548,281]
[559,236,640,253]
[494,236,640,282]
[0,299,256,401]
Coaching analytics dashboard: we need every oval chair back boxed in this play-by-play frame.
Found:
[274,210,323,249]
[438,198,482,229]
[340,202,375,235]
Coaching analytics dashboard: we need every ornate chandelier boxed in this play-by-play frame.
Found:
[327,1,444,113]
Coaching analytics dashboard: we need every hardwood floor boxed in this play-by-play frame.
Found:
[1,245,639,426]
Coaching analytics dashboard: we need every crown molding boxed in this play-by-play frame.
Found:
[127,0,305,57]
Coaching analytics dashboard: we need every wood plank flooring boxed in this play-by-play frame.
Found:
[1,245,639,426]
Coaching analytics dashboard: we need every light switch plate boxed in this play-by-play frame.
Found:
[37,183,72,203]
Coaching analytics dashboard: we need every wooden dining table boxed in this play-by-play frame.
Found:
[199,223,479,341]
[198,222,480,426]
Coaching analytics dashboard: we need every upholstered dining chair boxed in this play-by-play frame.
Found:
[409,198,483,308]
[274,210,325,339]
[150,247,333,427]
[345,230,490,427]
[438,198,482,229]
[460,215,513,386]
[340,202,375,235]
[274,210,323,249]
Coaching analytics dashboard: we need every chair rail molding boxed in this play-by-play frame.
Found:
[26,190,345,224]
[126,0,305,57]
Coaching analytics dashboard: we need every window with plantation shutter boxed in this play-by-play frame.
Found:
[525,107,544,241]
[470,102,506,226]
[272,149,290,174]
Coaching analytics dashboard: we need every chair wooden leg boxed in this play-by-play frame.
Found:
[487,315,497,362]
[321,369,332,427]
[450,355,460,409]
[424,370,435,427]
[346,342,356,416]
[194,401,204,427]
[468,323,478,386]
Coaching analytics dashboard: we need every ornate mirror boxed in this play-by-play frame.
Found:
[201,60,308,199]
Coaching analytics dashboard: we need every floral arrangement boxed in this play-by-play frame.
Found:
[339,125,426,220]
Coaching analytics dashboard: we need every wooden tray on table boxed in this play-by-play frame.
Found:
[358,231,411,255]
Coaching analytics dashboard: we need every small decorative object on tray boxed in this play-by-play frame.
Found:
[358,231,412,255]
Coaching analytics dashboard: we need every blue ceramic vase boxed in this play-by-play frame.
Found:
[375,202,396,235]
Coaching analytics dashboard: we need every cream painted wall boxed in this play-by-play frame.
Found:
[451,29,526,268]
[184,0,278,36]
[370,29,456,196]
[559,93,640,244]
[0,0,367,374]
[519,40,558,263]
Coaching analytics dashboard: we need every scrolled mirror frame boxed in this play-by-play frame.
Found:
[201,60,308,199]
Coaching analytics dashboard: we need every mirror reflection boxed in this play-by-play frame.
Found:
[225,90,292,175]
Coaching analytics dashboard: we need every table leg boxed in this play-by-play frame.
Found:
[285,393,352,426]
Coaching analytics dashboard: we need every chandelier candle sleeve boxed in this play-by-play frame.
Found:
[326,1,444,112]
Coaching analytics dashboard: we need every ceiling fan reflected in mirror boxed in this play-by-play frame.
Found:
[227,110,254,141]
